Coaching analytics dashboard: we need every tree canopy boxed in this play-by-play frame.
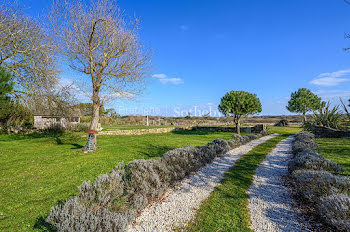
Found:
[286,88,321,122]
[218,90,262,134]
[0,1,57,97]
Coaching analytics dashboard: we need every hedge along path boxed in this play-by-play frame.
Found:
[248,136,311,232]
[186,135,287,232]
[128,134,278,232]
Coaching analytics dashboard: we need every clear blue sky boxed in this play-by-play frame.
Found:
[17,0,350,116]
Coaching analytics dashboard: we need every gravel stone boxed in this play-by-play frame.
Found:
[127,134,277,232]
[248,136,311,232]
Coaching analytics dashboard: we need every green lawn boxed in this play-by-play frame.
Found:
[316,137,350,176]
[0,130,234,232]
[268,125,302,135]
[186,135,288,232]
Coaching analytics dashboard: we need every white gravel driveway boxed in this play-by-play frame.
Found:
[248,136,311,232]
[128,134,277,232]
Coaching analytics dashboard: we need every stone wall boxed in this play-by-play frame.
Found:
[99,126,192,135]
[311,125,350,138]
[193,124,267,133]
[99,124,267,136]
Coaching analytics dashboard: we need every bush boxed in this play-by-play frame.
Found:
[72,123,90,132]
[317,194,350,231]
[274,119,289,127]
[22,121,33,129]
[292,140,318,154]
[41,124,65,134]
[46,134,262,230]
[289,149,345,174]
[292,170,350,203]
[294,131,315,141]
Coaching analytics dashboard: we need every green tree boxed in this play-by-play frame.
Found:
[0,68,31,128]
[218,90,262,134]
[0,68,13,122]
[286,88,321,123]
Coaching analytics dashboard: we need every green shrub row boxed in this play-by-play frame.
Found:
[289,132,350,231]
[46,132,267,231]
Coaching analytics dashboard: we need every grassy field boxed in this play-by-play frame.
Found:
[186,135,288,231]
[0,130,234,231]
[0,126,301,231]
[316,137,350,176]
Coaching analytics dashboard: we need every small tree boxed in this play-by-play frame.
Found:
[218,90,262,134]
[286,88,321,123]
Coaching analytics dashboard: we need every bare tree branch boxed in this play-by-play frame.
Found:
[0,1,58,98]
[49,0,151,149]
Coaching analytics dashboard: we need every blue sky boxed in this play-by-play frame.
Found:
[18,0,350,116]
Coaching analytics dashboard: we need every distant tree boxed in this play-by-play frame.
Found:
[218,90,262,134]
[49,0,151,150]
[286,88,322,123]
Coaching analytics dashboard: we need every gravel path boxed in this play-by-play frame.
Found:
[248,136,311,232]
[128,134,277,232]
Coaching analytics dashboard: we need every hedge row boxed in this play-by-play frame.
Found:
[289,131,350,231]
[46,132,268,231]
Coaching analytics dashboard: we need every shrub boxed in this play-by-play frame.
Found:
[73,123,90,132]
[41,124,65,134]
[317,194,350,231]
[274,119,289,127]
[294,131,314,141]
[46,134,263,230]
[289,150,345,174]
[292,170,350,203]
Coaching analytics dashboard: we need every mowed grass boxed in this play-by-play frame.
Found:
[186,135,288,232]
[268,125,302,135]
[0,130,234,232]
[316,137,350,176]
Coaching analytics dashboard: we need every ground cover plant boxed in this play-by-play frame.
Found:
[186,135,288,232]
[289,132,350,231]
[0,130,235,231]
[44,132,264,231]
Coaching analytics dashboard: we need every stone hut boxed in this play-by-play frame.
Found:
[33,110,81,129]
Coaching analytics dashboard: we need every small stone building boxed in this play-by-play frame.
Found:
[34,113,81,129]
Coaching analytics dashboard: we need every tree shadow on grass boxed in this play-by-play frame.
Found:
[137,144,176,158]
[33,216,56,232]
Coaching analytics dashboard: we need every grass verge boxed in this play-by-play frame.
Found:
[316,137,350,176]
[186,135,288,232]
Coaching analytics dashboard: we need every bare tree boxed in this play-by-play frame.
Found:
[0,1,58,97]
[49,0,151,149]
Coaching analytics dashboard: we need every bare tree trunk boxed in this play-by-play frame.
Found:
[234,117,241,135]
[302,113,306,124]
[84,87,100,150]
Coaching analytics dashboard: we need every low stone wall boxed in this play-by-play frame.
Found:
[99,126,192,135]
[311,126,350,138]
[99,124,267,136]
[194,124,267,133]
